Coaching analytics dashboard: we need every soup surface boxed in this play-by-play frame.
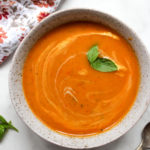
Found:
[23,22,140,136]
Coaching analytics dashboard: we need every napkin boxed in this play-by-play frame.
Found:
[0,0,61,64]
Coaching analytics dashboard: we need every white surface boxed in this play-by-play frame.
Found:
[0,0,150,149]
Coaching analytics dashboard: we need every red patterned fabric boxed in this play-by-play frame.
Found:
[0,0,61,64]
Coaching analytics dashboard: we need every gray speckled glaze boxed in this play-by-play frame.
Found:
[9,9,150,149]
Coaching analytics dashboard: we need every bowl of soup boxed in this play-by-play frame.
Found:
[9,9,150,149]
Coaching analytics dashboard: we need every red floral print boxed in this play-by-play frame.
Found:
[0,27,7,43]
[47,0,55,6]
[20,27,26,31]
[1,56,8,64]
[32,0,50,8]
[0,0,60,64]
[0,8,9,20]
[9,1,16,6]
[37,12,50,22]
[19,33,25,42]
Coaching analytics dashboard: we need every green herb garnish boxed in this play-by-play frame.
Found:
[0,115,7,124]
[0,125,5,140]
[87,45,118,72]
[87,45,99,63]
[0,115,18,141]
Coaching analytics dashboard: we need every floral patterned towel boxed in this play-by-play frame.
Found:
[0,0,61,64]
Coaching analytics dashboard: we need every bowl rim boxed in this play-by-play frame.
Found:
[9,8,150,149]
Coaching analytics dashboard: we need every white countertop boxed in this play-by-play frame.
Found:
[0,0,150,149]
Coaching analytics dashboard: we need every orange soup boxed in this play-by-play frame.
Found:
[23,22,140,136]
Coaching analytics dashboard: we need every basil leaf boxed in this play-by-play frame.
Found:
[0,125,5,140]
[7,121,19,132]
[1,122,18,132]
[91,58,118,72]
[87,45,99,63]
[0,115,19,141]
[0,115,7,124]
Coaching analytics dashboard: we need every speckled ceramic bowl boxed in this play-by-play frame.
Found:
[9,9,150,149]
